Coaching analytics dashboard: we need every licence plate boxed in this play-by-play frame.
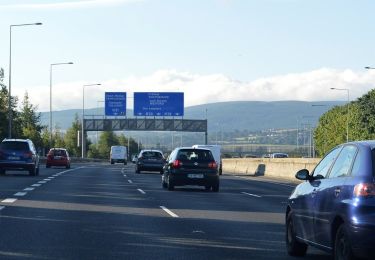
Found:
[54,156,62,159]
[188,174,204,179]
[8,156,20,160]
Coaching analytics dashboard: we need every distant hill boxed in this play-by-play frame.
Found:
[40,101,344,132]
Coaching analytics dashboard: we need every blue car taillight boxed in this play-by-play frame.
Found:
[23,151,33,159]
[354,183,375,197]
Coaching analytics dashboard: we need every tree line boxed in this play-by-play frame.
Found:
[0,84,141,159]
[314,88,375,156]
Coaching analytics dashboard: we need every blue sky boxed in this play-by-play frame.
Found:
[1,0,375,111]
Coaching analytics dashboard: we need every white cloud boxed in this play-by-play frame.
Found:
[15,68,375,112]
[0,0,140,10]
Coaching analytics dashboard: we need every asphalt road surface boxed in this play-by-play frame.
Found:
[0,163,330,260]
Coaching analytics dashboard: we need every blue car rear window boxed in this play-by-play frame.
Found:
[0,142,29,151]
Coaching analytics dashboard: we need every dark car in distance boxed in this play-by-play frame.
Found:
[285,141,375,260]
[136,150,165,174]
[162,147,219,191]
[46,148,71,169]
[0,139,40,176]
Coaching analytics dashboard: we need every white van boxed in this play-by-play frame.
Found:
[192,144,222,175]
[110,146,128,165]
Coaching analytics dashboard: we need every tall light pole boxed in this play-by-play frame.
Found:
[82,83,101,158]
[8,22,42,138]
[330,88,350,142]
[50,62,73,147]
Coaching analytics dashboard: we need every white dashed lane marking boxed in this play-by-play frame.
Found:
[160,206,179,218]
[32,184,42,187]
[0,206,5,211]
[38,181,47,184]
[241,192,262,198]
[14,192,27,197]
[128,180,133,184]
[137,189,146,194]
[24,187,35,191]
[2,198,17,203]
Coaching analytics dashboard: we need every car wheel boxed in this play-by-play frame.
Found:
[167,177,174,191]
[136,168,140,174]
[0,169,5,175]
[160,170,164,175]
[36,166,40,176]
[205,185,211,191]
[334,224,354,260]
[46,164,51,168]
[110,160,114,164]
[212,183,219,192]
[124,162,127,165]
[66,164,70,169]
[29,166,37,176]
[162,177,168,189]
[286,211,307,256]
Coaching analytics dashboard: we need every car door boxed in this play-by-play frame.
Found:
[312,145,358,248]
[292,146,342,242]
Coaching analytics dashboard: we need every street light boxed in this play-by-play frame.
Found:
[50,62,73,147]
[8,22,42,138]
[82,83,101,158]
[330,88,350,142]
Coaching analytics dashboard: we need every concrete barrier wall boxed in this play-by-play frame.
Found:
[223,158,321,181]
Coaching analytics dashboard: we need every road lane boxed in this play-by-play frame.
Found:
[0,163,330,259]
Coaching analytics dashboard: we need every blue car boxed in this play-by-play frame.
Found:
[286,141,375,260]
[0,139,40,176]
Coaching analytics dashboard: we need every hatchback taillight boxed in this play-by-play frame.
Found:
[172,160,182,169]
[354,183,375,197]
[208,162,217,169]
[24,151,33,158]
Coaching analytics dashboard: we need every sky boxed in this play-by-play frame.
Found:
[1,0,375,112]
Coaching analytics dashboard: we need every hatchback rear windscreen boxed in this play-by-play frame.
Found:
[177,149,214,162]
[142,151,163,159]
[0,142,29,151]
[52,150,67,156]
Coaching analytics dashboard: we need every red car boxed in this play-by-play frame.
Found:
[46,148,71,169]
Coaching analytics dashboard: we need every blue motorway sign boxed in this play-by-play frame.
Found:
[105,92,126,116]
[134,92,184,116]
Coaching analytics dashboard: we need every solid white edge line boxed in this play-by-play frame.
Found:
[0,206,5,210]
[235,176,295,188]
[128,180,133,184]
[242,192,262,198]
[123,174,127,177]
[160,206,179,218]
[137,188,146,194]
[1,198,17,203]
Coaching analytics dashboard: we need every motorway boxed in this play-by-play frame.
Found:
[0,163,330,260]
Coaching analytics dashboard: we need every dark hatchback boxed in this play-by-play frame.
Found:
[136,150,165,174]
[286,141,375,260]
[0,139,40,176]
[162,147,219,191]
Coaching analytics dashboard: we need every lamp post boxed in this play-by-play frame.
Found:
[82,83,101,158]
[96,100,104,143]
[330,88,350,142]
[8,22,42,138]
[49,62,73,147]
